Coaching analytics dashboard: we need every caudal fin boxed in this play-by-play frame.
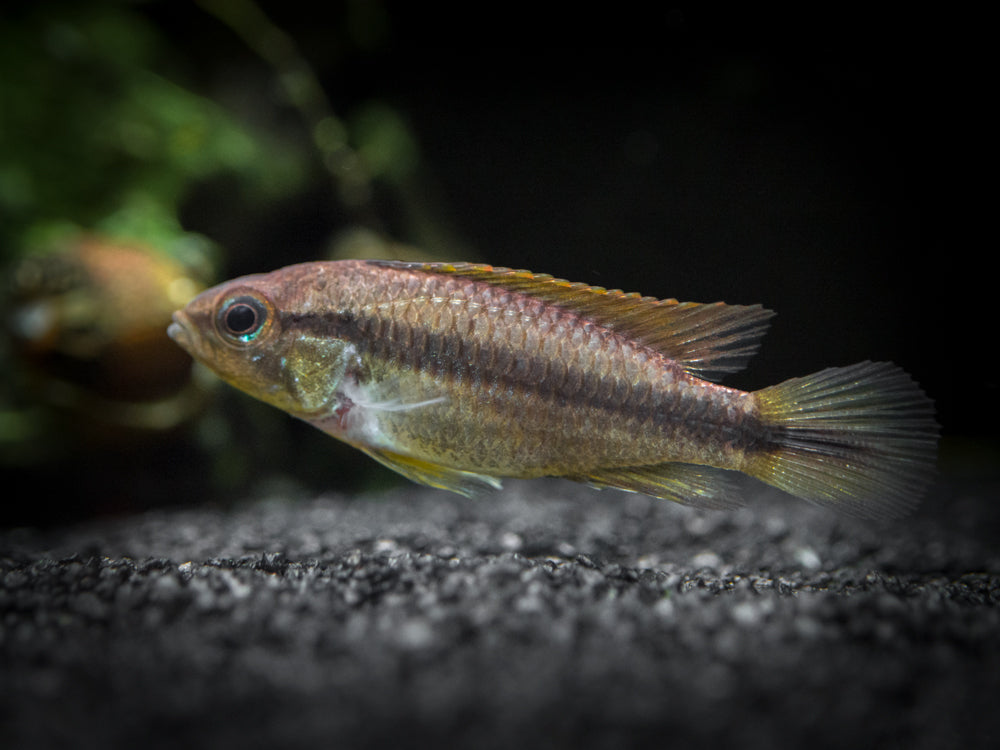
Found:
[746,361,938,519]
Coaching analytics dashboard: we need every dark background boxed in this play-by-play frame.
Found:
[2,2,993,514]
[172,3,984,429]
[2,6,997,750]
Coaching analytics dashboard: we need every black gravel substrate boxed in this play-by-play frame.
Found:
[2,477,998,750]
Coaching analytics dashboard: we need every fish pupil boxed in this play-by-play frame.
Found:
[227,304,257,333]
[219,295,268,341]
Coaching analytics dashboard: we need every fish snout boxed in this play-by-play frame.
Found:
[167,311,194,352]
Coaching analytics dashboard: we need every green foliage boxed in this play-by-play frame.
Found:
[0,1,307,264]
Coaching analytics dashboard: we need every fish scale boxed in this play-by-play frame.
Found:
[365,266,751,475]
[168,260,937,517]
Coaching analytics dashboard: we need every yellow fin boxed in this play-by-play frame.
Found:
[564,462,744,510]
[370,261,774,382]
[358,445,503,497]
[747,361,939,519]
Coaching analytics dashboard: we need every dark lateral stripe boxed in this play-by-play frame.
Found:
[278,308,761,447]
[280,308,647,411]
[280,309,357,335]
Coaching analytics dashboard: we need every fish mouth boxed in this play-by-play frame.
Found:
[167,311,194,353]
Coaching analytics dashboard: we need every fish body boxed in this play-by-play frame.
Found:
[168,260,938,518]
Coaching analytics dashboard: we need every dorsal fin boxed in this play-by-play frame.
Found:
[369,261,774,382]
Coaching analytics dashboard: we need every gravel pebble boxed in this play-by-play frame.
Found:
[1,478,998,749]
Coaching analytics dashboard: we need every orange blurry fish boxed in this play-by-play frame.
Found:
[168,260,938,518]
[7,236,205,431]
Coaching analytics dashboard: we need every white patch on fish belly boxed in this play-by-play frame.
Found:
[308,376,446,449]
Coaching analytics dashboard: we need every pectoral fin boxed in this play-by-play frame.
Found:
[358,445,503,497]
[564,462,744,510]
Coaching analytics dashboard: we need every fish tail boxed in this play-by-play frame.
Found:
[745,361,939,519]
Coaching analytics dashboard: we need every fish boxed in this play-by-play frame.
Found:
[6,235,207,431]
[167,260,938,518]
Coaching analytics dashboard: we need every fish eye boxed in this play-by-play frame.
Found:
[217,294,271,343]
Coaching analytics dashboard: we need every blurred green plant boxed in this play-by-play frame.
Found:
[0,1,309,267]
[0,1,474,519]
[0,1,317,511]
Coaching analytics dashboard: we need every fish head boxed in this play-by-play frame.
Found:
[168,271,351,419]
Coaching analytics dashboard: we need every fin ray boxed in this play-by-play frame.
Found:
[358,445,503,497]
[370,261,774,382]
[747,361,938,519]
[352,395,447,413]
[564,462,744,510]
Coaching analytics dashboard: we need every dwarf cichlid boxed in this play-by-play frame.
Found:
[168,261,938,518]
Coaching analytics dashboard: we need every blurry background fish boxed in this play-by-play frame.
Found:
[6,235,206,433]
[0,1,989,526]
[0,0,465,524]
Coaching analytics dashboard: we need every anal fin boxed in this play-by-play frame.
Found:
[565,462,744,510]
[359,445,503,497]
